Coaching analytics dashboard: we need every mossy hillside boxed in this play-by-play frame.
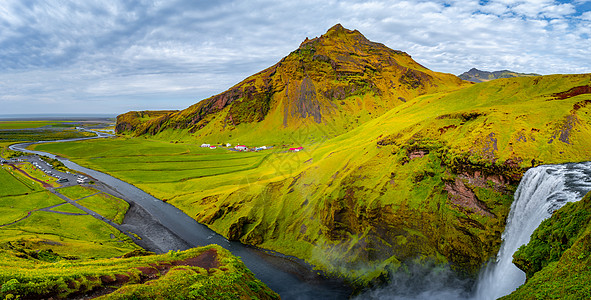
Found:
[115,110,178,135]
[503,191,591,299]
[116,25,467,143]
[173,73,591,281]
[35,73,591,283]
[0,244,279,300]
[30,131,513,283]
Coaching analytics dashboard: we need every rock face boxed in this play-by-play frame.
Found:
[458,68,540,83]
[117,24,465,140]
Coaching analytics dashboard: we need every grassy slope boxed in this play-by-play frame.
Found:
[34,74,591,284]
[503,191,591,299]
[0,244,279,300]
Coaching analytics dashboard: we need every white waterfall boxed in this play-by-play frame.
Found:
[354,162,591,300]
[475,162,591,300]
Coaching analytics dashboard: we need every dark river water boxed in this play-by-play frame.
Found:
[11,133,351,299]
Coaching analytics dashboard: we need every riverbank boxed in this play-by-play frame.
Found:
[10,135,353,299]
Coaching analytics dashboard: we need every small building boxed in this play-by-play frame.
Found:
[289,147,304,152]
[209,146,217,149]
[255,146,267,151]
[235,145,247,151]
[226,143,231,147]
[201,143,210,148]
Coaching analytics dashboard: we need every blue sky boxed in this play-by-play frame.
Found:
[1,0,590,115]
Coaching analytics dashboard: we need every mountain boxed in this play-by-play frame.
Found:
[116,24,466,144]
[113,26,591,286]
[458,68,541,83]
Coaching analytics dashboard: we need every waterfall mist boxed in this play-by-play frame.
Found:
[354,262,474,300]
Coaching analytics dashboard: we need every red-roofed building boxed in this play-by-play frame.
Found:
[235,145,247,151]
[289,147,304,152]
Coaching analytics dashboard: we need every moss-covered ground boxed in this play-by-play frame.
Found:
[0,244,279,300]
[32,74,591,285]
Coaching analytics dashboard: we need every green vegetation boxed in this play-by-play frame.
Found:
[0,165,41,196]
[0,121,74,130]
[58,186,129,225]
[0,129,95,143]
[5,25,590,296]
[33,72,591,285]
[504,191,591,299]
[0,244,279,300]
[0,160,138,261]
[0,121,280,299]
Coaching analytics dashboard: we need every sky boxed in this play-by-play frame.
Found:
[1,0,590,115]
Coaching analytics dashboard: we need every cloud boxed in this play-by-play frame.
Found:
[0,0,590,114]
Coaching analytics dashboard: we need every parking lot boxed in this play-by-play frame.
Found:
[10,155,92,187]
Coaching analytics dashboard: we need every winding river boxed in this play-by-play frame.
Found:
[10,132,351,300]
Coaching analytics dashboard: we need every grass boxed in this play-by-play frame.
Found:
[0,244,279,300]
[27,73,591,284]
[57,185,98,200]
[1,211,137,259]
[0,166,38,196]
[0,121,74,130]
[49,204,87,214]
[77,193,129,225]
[0,191,65,225]
[0,159,139,262]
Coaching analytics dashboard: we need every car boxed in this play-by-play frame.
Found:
[57,178,69,183]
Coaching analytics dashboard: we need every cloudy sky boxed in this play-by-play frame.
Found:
[1,0,590,116]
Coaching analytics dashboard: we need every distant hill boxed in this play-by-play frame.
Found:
[458,68,541,83]
[117,24,466,143]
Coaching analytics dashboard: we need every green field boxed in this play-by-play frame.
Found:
[0,166,39,196]
[58,185,129,224]
[0,162,139,261]
[0,191,64,225]
[0,121,74,129]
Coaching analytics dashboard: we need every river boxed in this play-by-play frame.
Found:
[10,132,351,300]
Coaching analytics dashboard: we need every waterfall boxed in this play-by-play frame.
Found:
[475,162,591,300]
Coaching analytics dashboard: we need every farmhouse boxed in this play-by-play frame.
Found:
[201,143,210,147]
[235,145,248,151]
[289,147,304,152]
[209,146,217,149]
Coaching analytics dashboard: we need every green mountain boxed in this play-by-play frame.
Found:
[458,68,541,83]
[116,24,467,144]
[109,25,590,286]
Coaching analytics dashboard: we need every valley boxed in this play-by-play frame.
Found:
[2,24,591,299]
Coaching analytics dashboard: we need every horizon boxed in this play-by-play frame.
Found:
[2,0,590,115]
